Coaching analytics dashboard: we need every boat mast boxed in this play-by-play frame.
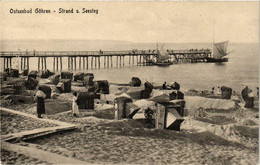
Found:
[212,23,215,58]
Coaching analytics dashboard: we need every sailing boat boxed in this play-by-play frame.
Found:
[152,44,173,66]
[206,41,230,63]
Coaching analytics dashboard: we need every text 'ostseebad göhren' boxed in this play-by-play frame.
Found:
[9,8,99,14]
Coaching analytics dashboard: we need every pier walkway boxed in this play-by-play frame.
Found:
[0,49,212,71]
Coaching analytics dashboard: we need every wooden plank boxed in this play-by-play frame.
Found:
[86,56,88,69]
[38,57,40,71]
[126,102,140,119]
[166,108,184,131]
[53,57,55,71]
[74,57,76,70]
[56,57,59,71]
[156,104,166,129]
[1,141,86,164]
[91,56,93,68]
[60,57,62,71]
[79,56,81,70]
[98,56,100,68]
[83,57,85,69]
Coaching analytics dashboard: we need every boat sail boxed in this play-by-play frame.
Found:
[153,44,173,66]
[207,41,230,63]
[157,45,170,62]
[212,41,229,59]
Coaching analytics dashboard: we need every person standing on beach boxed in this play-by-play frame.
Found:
[162,82,167,90]
[72,92,79,117]
[35,87,46,118]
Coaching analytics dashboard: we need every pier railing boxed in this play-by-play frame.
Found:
[0,49,212,71]
[0,49,211,57]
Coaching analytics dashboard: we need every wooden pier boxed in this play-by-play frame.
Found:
[0,49,212,71]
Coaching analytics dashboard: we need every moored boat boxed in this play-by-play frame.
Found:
[206,41,231,63]
[153,44,173,66]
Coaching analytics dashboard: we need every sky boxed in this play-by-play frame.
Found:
[1,2,259,43]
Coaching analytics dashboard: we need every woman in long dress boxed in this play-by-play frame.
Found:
[36,87,46,118]
[72,92,80,117]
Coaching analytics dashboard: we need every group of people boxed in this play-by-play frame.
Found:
[35,88,80,118]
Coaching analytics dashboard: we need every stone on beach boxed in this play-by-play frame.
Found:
[125,87,144,100]
[170,81,180,90]
[26,77,39,90]
[221,86,232,99]
[21,69,29,76]
[144,81,153,93]
[241,86,255,108]
[9,69,19,77]
[61,71,73,80]
[56,79,71,93]
[83,76,94,87]
[77,92,95,109]
[132,99,156,111]
[94,80,109,94]
[130,77,141,87]
[149,90,170,103]
[28,70,38,79]
[49,74,60,85]
[73,72,84,81]
[0,72,7,82]
[40,69,55,78]
[140,90,150,99]
[2,95,34,104]
[185,96,236,110]
[38,85,52,99]
[114,96,133,120]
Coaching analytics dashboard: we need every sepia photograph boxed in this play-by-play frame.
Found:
[0,1,259,164]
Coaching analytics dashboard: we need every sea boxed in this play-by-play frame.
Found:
[0,40,259,94]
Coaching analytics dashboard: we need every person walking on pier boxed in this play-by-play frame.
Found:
[72,92,80,117]
[35,87,46,118]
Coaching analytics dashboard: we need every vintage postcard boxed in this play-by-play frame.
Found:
[0,1,259,165]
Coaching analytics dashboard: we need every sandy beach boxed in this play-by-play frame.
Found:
[0,73,259,165]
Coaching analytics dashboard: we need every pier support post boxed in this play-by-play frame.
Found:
[91,56,93,68]
[68,57,70,71]
[6,58,8,69]
[38,58,40,71]
[119,56,121,67]
[129,56,131,65]
[74,57,76,71]
[95,57,97,68]
[104,56,106,67]
[23,57,26,70]
[83,57,85,69]
[60,57,62,71]
[143,54,145,66]
[9,58,11,68]
[79,57,81,70]
[21,58,23,70]
[53,57,55,71]
[4,58,6,70]
[56,57,59,71]
[27,57,30,70]
[123,56,125,66]
[86,56,88,69]
[107,56,109,68]
[71,57,73,71]
[98,56,100,68]
[41,57,44,71]
[116,56,118,67]
[111,56,113,67]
